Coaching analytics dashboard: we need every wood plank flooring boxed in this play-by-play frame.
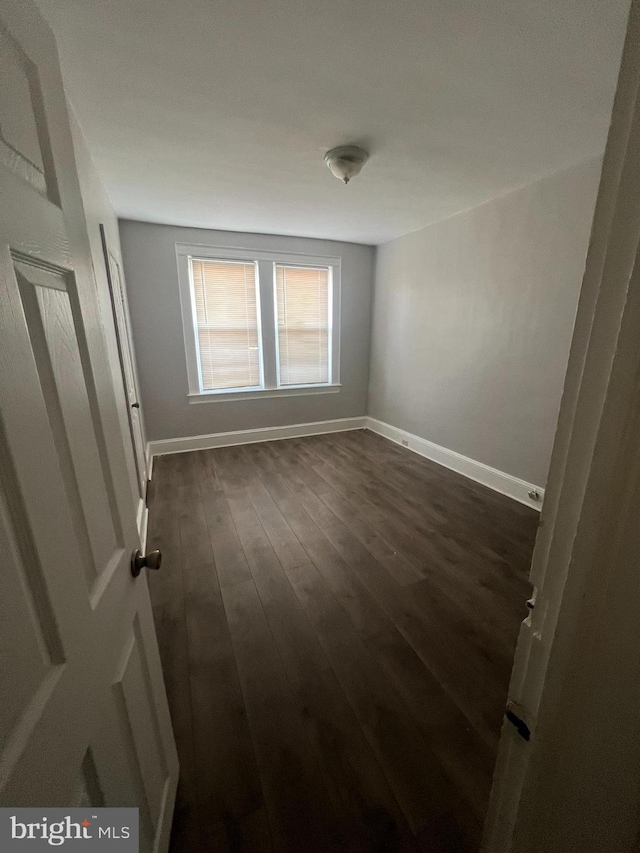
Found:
[146,429,537,852]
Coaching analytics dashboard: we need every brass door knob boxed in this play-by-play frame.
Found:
[131,548,162,578]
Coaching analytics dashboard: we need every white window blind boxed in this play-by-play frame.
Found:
[275,265,330,386]
[190,258,261,391]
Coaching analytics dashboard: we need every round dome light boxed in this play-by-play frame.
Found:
[324,145,369,185]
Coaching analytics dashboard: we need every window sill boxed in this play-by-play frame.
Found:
[188,383,342,404]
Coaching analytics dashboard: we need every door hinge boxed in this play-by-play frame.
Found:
[505,708,531,742]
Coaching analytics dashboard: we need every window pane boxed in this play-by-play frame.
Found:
[191,259,261,390]
[275,265,329,386]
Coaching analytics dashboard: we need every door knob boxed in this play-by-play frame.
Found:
[131,548,162,578]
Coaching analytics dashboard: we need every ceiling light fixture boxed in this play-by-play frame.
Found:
[324,145,369,185]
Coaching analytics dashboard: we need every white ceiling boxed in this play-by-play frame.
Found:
[38,0,629,245]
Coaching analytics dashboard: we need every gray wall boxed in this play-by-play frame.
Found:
[119,221,374,441]
[368,159,603,487]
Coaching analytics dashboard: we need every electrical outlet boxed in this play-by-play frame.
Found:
[401,439,409,447]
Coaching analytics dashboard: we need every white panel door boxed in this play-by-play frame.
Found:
[0,2,178,850]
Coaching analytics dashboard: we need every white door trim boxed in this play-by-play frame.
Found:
[483,1,640,849]
[100,224,148,495]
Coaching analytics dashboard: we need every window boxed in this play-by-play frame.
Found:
[176,244,340,402]
[191,259,261,391]
[275,265,330,387]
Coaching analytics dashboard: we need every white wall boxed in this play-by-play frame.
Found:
[368,159,603,487]
[119,220,374,442]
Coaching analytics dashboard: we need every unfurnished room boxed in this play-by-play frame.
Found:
[2,1,640,852]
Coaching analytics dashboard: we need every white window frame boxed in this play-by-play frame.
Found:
[175,242,341,403]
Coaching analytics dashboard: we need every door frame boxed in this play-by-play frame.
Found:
[483,0,640,849]
[100,223,148,498]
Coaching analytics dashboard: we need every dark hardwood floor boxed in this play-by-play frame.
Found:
[146,429,537,852]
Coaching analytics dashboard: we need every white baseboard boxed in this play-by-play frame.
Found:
[147,416,367,459]
[144,413,542,510]
[365,417,544,510]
